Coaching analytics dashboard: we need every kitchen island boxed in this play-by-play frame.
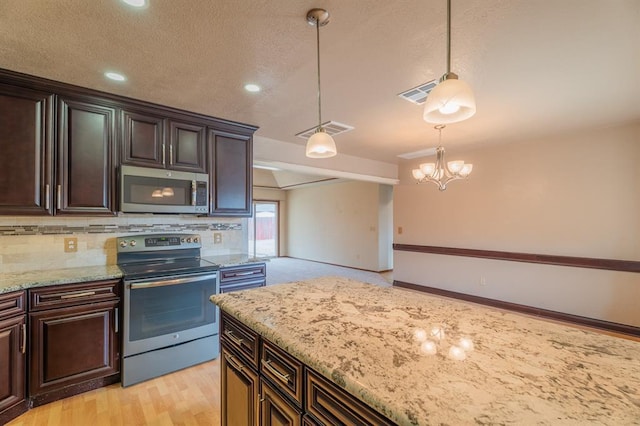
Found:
[210,277,640,425]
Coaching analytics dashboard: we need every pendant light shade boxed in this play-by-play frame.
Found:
[423,0,476,124]
[305,8,337,158]
[306,130,337,158]
[423,73,476,124]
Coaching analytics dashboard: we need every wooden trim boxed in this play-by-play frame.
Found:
[392,244,640,273]
[393,280,640,338]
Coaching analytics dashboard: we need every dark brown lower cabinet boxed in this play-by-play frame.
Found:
[220,311,395,426]
[260,378,302,426]
[28,280,120,406]
[221,347,259,426]
[219,263,267,294]
[0,291,27,425]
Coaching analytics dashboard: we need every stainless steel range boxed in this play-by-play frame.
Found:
[116,233,219,387]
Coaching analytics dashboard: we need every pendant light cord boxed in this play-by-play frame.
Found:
[316,18,323,131]
[446,0,451,75]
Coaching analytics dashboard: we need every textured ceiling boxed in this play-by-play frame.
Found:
[1,0,638,164]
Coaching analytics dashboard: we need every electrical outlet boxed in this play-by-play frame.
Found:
[213,232,222,244]
[479,276,486,287]
[398,226,403,235]
[64,237,78,253]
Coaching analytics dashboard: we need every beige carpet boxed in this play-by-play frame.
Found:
[265,257,392,287]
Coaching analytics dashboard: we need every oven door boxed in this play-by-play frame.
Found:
[123,271,219,357]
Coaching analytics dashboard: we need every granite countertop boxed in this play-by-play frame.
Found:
[211,277,640,425]
[0,254,263,295]
[0,265,123,295]
[202,254,266,268]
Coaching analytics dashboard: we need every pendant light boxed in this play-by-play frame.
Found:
[423,0,476,124]
[305,8,337,158]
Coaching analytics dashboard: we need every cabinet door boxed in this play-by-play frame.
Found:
[29,300,119,397]
[168,119,206,172]
[57,97,116,215]
[0,84,53,215]
[208,129,252,216]
[221,346,259,426]
[260,377,302,426]
[121,109,166,168]
[0,315,26,415]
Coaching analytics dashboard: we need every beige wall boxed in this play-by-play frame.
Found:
[0,215,246,273]
[394,121,640,326]
[287,181,393,271]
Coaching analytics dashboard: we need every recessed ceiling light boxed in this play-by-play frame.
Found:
[244,84,261,93]
[122,0,146,7]
[105,72,126,82]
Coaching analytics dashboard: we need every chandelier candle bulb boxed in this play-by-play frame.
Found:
[447,160,464,173]
[420,163,436,176]
[412,169,426,180]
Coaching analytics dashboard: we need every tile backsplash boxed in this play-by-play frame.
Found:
[0,214,247,273]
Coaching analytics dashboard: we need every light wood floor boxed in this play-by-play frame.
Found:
[7,359,221,426]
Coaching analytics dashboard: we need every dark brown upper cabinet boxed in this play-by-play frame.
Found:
[121,109,166,168]
[0,83,54,215]
[57,96,117,215]
[121,108,206,173]
[208,127,253,217]
[168,119,207,173]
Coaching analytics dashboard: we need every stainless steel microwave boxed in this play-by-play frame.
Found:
[120,165,209,214]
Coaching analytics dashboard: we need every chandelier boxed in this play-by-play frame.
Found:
[412,125,472,191]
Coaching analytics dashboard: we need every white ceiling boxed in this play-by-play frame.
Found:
[1,0,638,164]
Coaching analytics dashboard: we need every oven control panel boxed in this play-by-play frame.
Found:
[116,233,202,252]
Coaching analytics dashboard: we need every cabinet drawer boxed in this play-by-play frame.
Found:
[221,312,260,369]
[261,339,303,407]
[305,369,394,426]
[219,263,266,283]
[29,279,120,311]
[220,278,266,293]
[0,291,26,321]
[260,377,302,426]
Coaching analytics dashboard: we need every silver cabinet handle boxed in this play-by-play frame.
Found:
[262,359,290,383]
[57,184,62,209]
[224,352,244,372]
[232,271,256,277]
[128,272,217,289]
[45,184,50,210]
[162,143,166,166]
[21,323,26,354]
[114,307,119,333]
[169,144,173,166]
[224,329,244,347]
[60,291,96,299]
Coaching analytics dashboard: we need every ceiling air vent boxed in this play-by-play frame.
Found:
[398,79,438,105]
[296,121,354,139]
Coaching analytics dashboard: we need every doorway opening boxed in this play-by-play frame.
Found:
[248,201,278,258]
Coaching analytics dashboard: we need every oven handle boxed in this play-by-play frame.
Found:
[126,272,218,290]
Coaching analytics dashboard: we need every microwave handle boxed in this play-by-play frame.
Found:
[191,180,197,206]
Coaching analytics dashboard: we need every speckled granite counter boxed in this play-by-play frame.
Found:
[211,277,640,425]
[0,265,123,295]
[202,254,265,268]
